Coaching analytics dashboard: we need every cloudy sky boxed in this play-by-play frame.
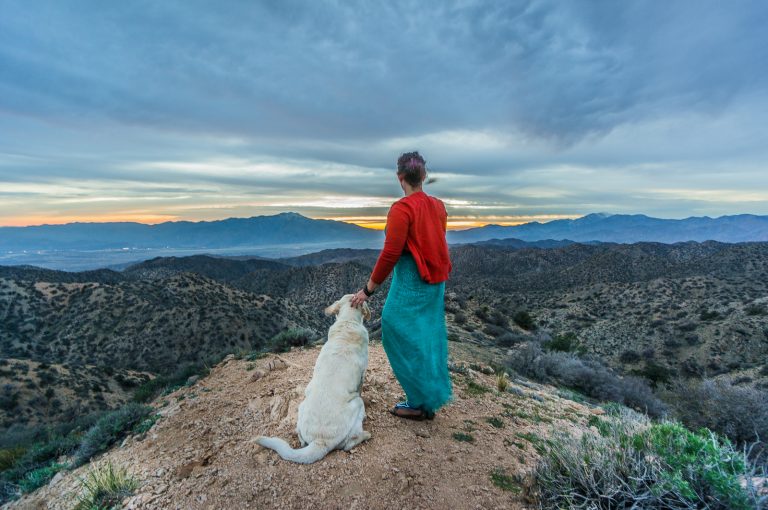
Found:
[1,1,767,229]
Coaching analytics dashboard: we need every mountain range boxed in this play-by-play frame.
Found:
[2,212,768,265]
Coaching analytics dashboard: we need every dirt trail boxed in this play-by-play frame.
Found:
[8,343,599,510]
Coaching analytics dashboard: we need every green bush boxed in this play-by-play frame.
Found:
[72,404,151,467]
[532,409,765,509]
[635,360,675,388]
[17,463,65,493]
[544,332,583,353]
[268,328,318,353]
[512,311,535,331]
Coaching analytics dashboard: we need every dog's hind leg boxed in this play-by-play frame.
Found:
[342,398,371,451]
[342,430,371,451]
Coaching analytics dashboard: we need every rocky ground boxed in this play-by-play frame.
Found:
[6,342,602,510]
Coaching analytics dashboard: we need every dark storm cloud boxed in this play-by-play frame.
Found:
[1,0,767,225]
[2,0,766,142]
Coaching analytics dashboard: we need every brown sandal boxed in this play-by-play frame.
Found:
[390,402,434,421]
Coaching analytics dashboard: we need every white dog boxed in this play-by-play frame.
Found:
[255,294,372,464]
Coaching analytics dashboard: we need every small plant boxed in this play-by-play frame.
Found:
[73,461,138,510]
[496,372,509,393]
[452,432,475,443]
[490,467,521,493]
[244,351,268,361]
[465,379,490,396]
[486,417,504,429]
[503,438,525,449]
[515,432,547,454]
[132,414,160,435]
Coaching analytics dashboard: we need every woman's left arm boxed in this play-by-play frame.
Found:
[350,204,409,308]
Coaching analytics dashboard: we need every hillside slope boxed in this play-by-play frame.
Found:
[7,342,601,510]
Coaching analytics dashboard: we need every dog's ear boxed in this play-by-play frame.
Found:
[362,302,371,321]
[324,299,342,317]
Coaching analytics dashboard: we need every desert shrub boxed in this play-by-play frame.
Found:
[0,385,19,412]
[700,310,720,321]
[507,344,666,417]
[680,358,703,377]
[532,409,765,509]
[72,403,151,467]
[488,310,509,328]
[619,349,641,364]
[132,414,160,435]
[745,304,767,316]
[268,328,318,353]
[512,311,535,330]
[73,461,138,510]
[482,323,507,338]
[132,362,206,403]
[17,463,65,493]
[684,333,700,345]
[544,332,582,353]
[495,331,527,347]
[676,320,697,332]
[0,448,25,472]
[1,433,81,496]
[452,311,466,324]
[635,361,675,388]
[665,379,768,453]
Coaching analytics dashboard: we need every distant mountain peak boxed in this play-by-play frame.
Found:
[580,212,614,220]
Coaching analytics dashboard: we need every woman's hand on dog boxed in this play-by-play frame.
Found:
[350,278,379,308]
[350,289,369,308]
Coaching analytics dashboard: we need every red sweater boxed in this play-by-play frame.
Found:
[371,191,452,285]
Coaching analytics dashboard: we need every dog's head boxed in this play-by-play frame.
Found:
[324,294,371,322]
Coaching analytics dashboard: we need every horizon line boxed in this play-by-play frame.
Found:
[1,211,765,230]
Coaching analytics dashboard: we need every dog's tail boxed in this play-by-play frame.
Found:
[255,436,332,464]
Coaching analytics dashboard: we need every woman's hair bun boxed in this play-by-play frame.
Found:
[397,151,427,186]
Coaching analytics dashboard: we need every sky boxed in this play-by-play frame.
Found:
[1,1,767,230]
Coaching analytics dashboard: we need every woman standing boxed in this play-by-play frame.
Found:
[350,151,453,420]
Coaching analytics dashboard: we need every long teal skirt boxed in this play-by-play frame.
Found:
[381,253,453,414]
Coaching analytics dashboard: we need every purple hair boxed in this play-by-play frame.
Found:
[397,151,427,186]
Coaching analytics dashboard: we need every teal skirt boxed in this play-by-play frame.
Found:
[381,253,453,414]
